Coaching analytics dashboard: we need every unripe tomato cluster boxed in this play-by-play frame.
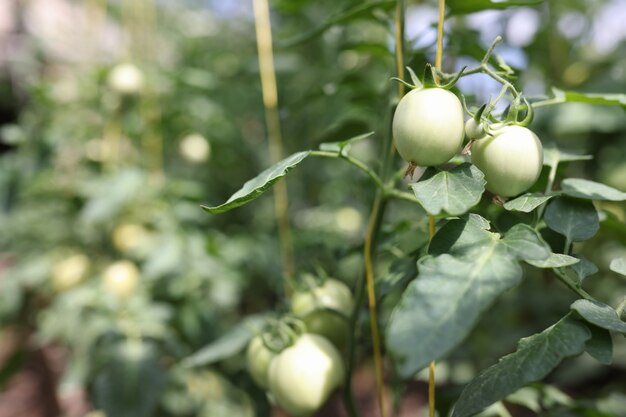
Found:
[392,85,544,197]
[246,278,352,416]
[290,278,354,349]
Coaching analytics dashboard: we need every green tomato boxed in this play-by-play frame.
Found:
[268,334,344,417]
[464,118,486,139]
[392,87,465,166]
[472,125,543,197]
[246,335,276,390]
[291,279,353,349]
[52,254,90,292]
[102,260,140,299]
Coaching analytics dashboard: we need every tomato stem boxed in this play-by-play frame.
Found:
[252,0,295,292]
[553,269,595,301]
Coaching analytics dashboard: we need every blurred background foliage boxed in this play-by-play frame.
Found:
[0,0,624,416]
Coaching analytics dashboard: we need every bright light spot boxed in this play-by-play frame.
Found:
[179,133,211,163]
[557,12,587,40]
[590,0,626,56]
[465,10,503,45]
[405,5,439,49]
[506,8,540,47]
[108,63,144,95]
[335,207,362,234]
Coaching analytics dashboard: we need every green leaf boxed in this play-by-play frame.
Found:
[585,324,613,365]
[447,0,543,15]
[281,1,395,47]
[319,131,374,154]
[202,152,310,214]
[568,255,598,282]
[428,216,494,257]
[561,178,626,201]
[525,253,580,269]
[503,193,554,213]
[376,256,418,299]
[552,88,626,110]
[183,316,266,367]
[610,256,626,277]
[410,163,486,216]
[542,143,592,168]
[386,251,523,377]
[544,197,599,242]
[389,217,550,377]
[452,315,591,417]
[499,224,550,262]
[571,299,626,334]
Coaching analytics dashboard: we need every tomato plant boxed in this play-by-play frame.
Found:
[1,1,625,417]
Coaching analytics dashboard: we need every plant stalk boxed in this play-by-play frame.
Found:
[428,1,447,415]
[252,0,295,287]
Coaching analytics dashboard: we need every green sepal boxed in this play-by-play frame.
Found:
[474,103,487,123]
[422,63,437,88]
[406,66,422,88]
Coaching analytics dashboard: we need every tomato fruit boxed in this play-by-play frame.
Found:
[52,254,90,292]
[268,334,344,417]
[246,335,276,390]
[392,87,465,166]
[465,118,486,140]
[291,279,353,349]
[102,260,140,299]
[472,125,543,197]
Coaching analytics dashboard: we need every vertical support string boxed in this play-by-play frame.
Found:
[429,1,446,416]
[252,0,295,288]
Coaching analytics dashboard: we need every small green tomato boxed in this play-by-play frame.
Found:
[472,125,543,197]
[102,260,140,299]
[291,279,353,349]
[245,335,276,390]
[392,88,465,166]
[52,254,90,292]
[268,334,344,417]
[464,118,486,139]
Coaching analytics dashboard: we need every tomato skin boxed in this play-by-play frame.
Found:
[102,261,140,299]
[471,125,543,197]
[392,88,465,166]
[52,254,90,292]
[268,334,344,417]
[465,118,485,139]
[291,279,353,349]
[246,335,276,390]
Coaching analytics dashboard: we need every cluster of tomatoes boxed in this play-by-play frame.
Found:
[393,84,543,197]
[246,278,353,416]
